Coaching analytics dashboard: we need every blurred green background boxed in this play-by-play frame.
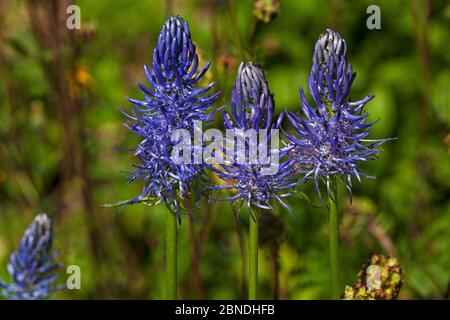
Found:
[0,0,449,299]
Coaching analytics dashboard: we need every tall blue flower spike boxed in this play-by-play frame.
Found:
[0,213,61,300]
[286,29,390,200]
[125,16,219,218]
[212,62,297,214]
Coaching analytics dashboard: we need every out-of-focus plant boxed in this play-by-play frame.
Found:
[340,197,398,257]
[259,211,286,299]
[249,0,280,55]
[343,254,402,300]
[0,214,62,300]
[253,0,280,23]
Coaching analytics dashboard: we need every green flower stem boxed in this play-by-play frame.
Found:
[166,211,177,299]
[329,175,341,299]
[249,208,259,300]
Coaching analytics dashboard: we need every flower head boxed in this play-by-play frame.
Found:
[125,16,218,215]
[253,0,280,23]
[213,62,296,213]
[286,29,390,199]
[0,214,61,300]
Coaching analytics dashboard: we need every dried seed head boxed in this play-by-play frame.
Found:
[253,0,280,23]
[343,254,403,300]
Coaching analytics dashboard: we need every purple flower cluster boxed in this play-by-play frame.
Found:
[285,28,389,199]
[0,214,61,300]
[212,62,297,213]
[125,16,218,214]
[121,18,389,214]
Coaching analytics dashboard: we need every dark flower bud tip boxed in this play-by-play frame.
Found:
[313,28,347,67]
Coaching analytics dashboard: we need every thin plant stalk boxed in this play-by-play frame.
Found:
[166,211,177,299]
[249,208,259,300]
[229,0,245,59]
[328,176,341,299]
[232,207,248,298]
[269,246,280,300]
[186,198,205,298]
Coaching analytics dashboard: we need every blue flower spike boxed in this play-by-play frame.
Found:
[286,28,391,201]
[0,213,61,300]
[125,16,219,220]
[212,62,297,215]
